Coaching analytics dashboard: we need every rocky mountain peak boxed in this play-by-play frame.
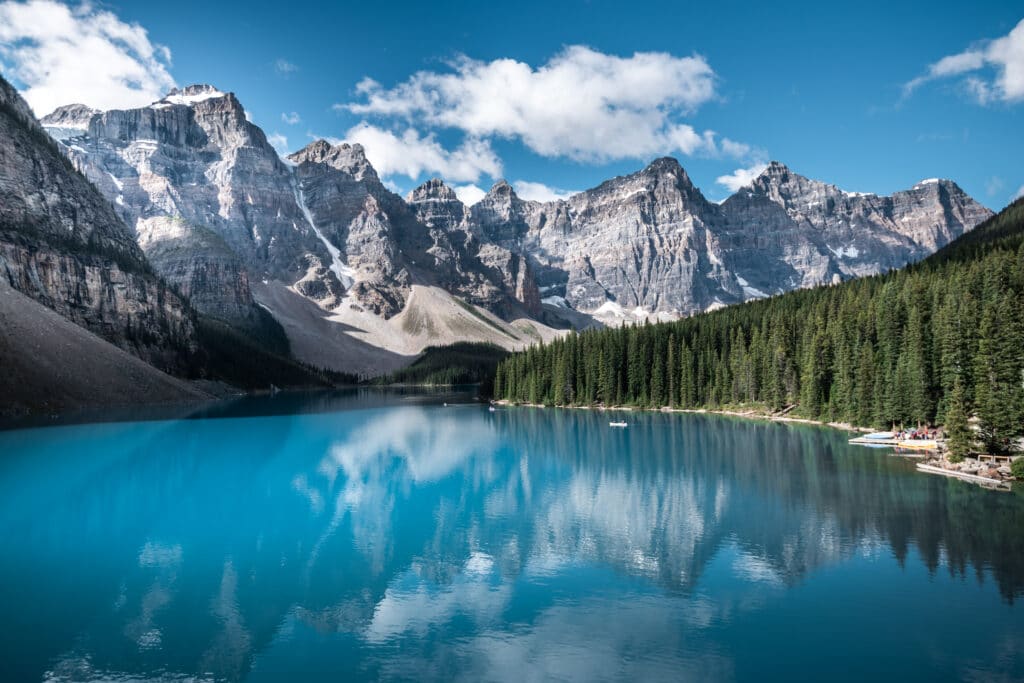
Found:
[289,140,379,183]
[39,103,98,130]
[640,156,693,183]
[644,156,684,172]
[407,178,459,204]
[747,161,835,207]
[909,177,954,193]
[155,84,228,106]
[289,139,333,164]
[751,161,798,188]
[487,179,516,197]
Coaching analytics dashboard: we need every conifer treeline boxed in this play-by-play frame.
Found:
[494,200,1024,453]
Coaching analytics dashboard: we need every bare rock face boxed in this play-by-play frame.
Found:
[719,162,993,295]
[41,84,335,326]
[289,142,540,318]
[468,160,738,318]
[467,158,993,321]
[36,81,992,347]
[288,141,408,316]
[0,76,198,373]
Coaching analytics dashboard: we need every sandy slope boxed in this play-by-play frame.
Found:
[0,279,210,418]
[252,282,565,376]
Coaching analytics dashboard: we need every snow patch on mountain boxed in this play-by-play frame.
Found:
[292,179,354,288]
[827,244,860,259]
[155,86,226,107]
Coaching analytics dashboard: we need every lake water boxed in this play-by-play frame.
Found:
[1,389,1022,682]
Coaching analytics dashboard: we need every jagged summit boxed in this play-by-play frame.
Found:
[487,179,516,195]
[289,139,336,164]
[154,84,227,106]
[407,178,459,203]
[644,156,686,172]
[289,140,378,182]
[39,103,98,129]
[911,177,954,191]
[27,72,994,356]
[608,156,693,189]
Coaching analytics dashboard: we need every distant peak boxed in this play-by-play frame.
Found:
[408,178,458,203]
[167,84,224,98]
[644,156,684,172]
[288,140,377,181]
[40,103,98,129]
[751,161,802,189]
[153,84,228,107]
[290,139,334,163]
[485,179,517,198]
[640,157,694,187]
[758,161,792,179]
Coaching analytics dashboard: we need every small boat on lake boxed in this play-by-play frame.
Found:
[865,431,895,440]
[609,421,628,428]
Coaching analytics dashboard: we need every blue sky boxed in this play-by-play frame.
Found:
[0,0,1021,207]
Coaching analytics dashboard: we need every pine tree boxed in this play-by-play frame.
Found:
[945,377,972,461]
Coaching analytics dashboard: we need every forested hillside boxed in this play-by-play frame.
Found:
[494,199,1024,453]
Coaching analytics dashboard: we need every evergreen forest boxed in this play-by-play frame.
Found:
[494,199,1024,454]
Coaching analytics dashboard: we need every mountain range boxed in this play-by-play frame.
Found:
[0,78,994,403]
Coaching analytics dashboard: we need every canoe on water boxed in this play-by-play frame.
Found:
[865,431,896,440]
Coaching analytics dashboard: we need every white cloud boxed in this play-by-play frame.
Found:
[715,162,768,193]
[720,138,754,159]
[281,111,301,125]
[340,46,725,162]
[985,176,1004,197]
[1014,185,1024,201]
[453,184,486,206]
[0,0,175,114]
[904,18,1024,104]
[274,58,298,76]
[513,180,577,203]
[267,132,289,157]
[344,122,502,183]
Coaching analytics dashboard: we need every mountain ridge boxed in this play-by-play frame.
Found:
[37,83,994,374]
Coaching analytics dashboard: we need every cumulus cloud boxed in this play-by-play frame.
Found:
[266,132,289,157]
[512,180,578,202]
[904,18,1024,104]
[1015,185,1024,201]
[0,0,175,114]
[274,58,298,76]
[281,111,301,125]
[715,162,768,193]
[339,46,726,162]
[453,184,487,206]
[344,122,502,183]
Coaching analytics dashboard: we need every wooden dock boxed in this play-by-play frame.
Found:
[916,463,1011,491]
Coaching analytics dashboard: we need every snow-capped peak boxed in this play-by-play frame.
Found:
[152,84,226,107]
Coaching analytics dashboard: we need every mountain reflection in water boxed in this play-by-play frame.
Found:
[0,390,1021,682]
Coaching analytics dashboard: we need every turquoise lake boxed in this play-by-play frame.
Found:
[0,389,1022,682]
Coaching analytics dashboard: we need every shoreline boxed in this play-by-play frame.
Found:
[492,399,873,434]
[493,400,1019,491]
